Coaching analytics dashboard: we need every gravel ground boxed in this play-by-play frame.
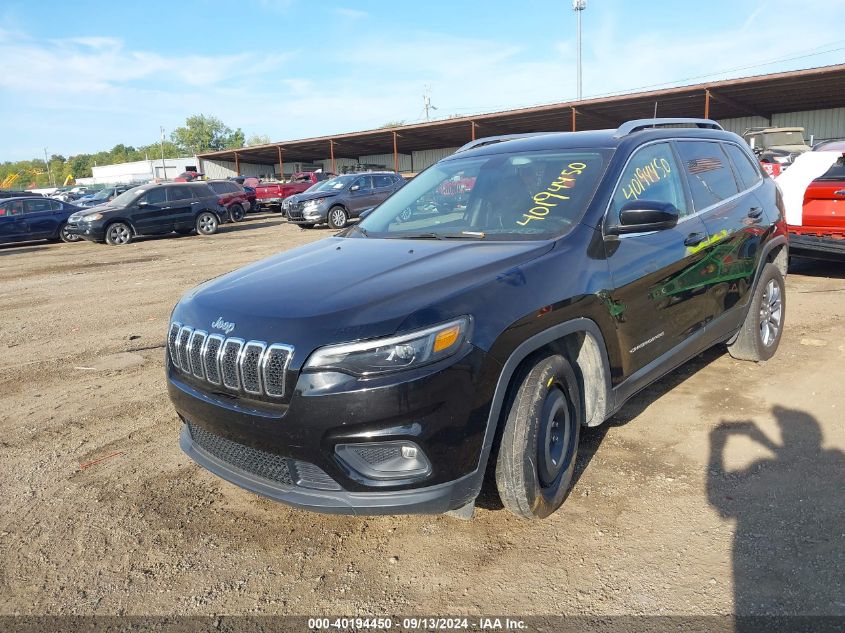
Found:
[0,214,843,617]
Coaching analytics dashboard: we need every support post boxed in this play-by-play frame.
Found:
[330,139,335,174]
[704,89,711,119]
[234,151,240,176]
[392,131,399,173]
[277,146,284,179]
[571,107,577,132]
[471,121,477,141]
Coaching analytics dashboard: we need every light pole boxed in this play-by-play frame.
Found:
[572,0,586,100]
[160,126,167,181]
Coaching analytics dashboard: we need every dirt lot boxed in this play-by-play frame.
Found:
[1,214,843,617]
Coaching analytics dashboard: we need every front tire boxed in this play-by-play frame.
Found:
[327,206,348,229]
[495,354,581,519]
[229,203,245,222]
[104,222,132,246]
[727,263,785,361]
[196,212,219,236]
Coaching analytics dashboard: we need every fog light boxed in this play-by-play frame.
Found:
[335,441,431,482]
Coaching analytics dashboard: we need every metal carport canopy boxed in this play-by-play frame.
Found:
[198,63,845,168]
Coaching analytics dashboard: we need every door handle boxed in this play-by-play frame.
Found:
[684,232,707,247]
[748,206,764,219]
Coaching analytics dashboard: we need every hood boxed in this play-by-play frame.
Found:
[173,236,554,364]
[290,191,340,203]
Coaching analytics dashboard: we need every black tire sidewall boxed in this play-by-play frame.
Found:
[327,206,348,229]
[751,264,785,361]
[58,223,78,243]
[497,354,582,519]
[196,212,218,235]
[105,222,131,246]
[230,204,244,222]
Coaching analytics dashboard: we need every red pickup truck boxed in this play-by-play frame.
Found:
[255,171,334,212]
[790,149,845,261]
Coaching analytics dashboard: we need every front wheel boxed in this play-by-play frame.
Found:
[229,203,245,222]
[196,212,219,236]
[105,222,132,246]
[496,354,581,519]
[727,263,785,361]
[327,206,348,229]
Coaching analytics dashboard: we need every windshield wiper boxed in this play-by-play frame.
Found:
[386,231,486,240]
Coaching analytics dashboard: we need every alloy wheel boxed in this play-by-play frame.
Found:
[759,279,783,347]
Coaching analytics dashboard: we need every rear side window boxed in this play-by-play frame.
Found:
[723,143,761,190]
[24,198,54,213]
[168,186,194,201]
[373,175,393,188]
[208,182,226,194]
[611,142,689,219]
[816,156,845,181]
[50,200,63,211]
[676,141,739,210]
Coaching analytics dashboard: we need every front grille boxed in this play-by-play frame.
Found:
[169,322,293,399]
[187,423,340,491]
[287,204,303,219]
[188,422,293,486]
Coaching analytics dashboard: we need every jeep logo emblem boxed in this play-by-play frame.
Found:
[212,317,236,335]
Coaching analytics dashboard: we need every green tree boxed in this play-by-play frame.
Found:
[246,134,271,146]
[170,114,245,154]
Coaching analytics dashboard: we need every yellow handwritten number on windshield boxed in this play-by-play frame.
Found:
[517,162,586,226]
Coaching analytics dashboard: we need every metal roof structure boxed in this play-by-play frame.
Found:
[198,63,845,171]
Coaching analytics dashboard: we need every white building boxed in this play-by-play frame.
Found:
[78,157,200,185]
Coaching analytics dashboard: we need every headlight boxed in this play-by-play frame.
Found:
[304,317,470,376]
[303,199,324,209]
[82,213,103,221]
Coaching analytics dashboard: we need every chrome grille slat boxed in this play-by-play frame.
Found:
[188,330,207,379]
[169,323,290,399]
[220,338,244,390]
[241,341,266,395]
[203,335,224,385]
[167,322,181,363]
[176,326,193,372]
[263,344,293,398]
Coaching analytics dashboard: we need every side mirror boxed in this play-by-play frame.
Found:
[611,200,679,235]
[350,184,360,192]
[138,200,150,207]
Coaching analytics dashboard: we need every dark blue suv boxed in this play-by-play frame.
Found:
[0,197,82,245]
[166,119,788,519]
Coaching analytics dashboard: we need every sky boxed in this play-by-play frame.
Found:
[2,0,845,161]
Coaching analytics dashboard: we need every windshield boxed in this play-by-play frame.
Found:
[763,131,807,148]
[108,185,143,207]
[307,177,350,193]
[91,188,113,200]
[357,149,609,240]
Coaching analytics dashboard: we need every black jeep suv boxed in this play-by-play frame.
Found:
[66,182,227,245]
[166,119,788,519]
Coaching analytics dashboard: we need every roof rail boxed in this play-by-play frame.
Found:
[455,132,552,154]
[613,118,723,138]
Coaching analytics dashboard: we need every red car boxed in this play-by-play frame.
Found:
[207,180,251,222]
[254,171,333,212]
[789,152,845,261]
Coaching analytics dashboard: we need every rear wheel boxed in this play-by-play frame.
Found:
[58,223,80,243]
[327,206,348,229]
[105,222,132,246]
[727,263,785,361]
[196,212,219,236]
[496,354,581,519]
[229,203,245,222]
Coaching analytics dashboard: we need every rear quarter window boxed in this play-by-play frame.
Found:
[675,141,739,210]
[723,143,762,190]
